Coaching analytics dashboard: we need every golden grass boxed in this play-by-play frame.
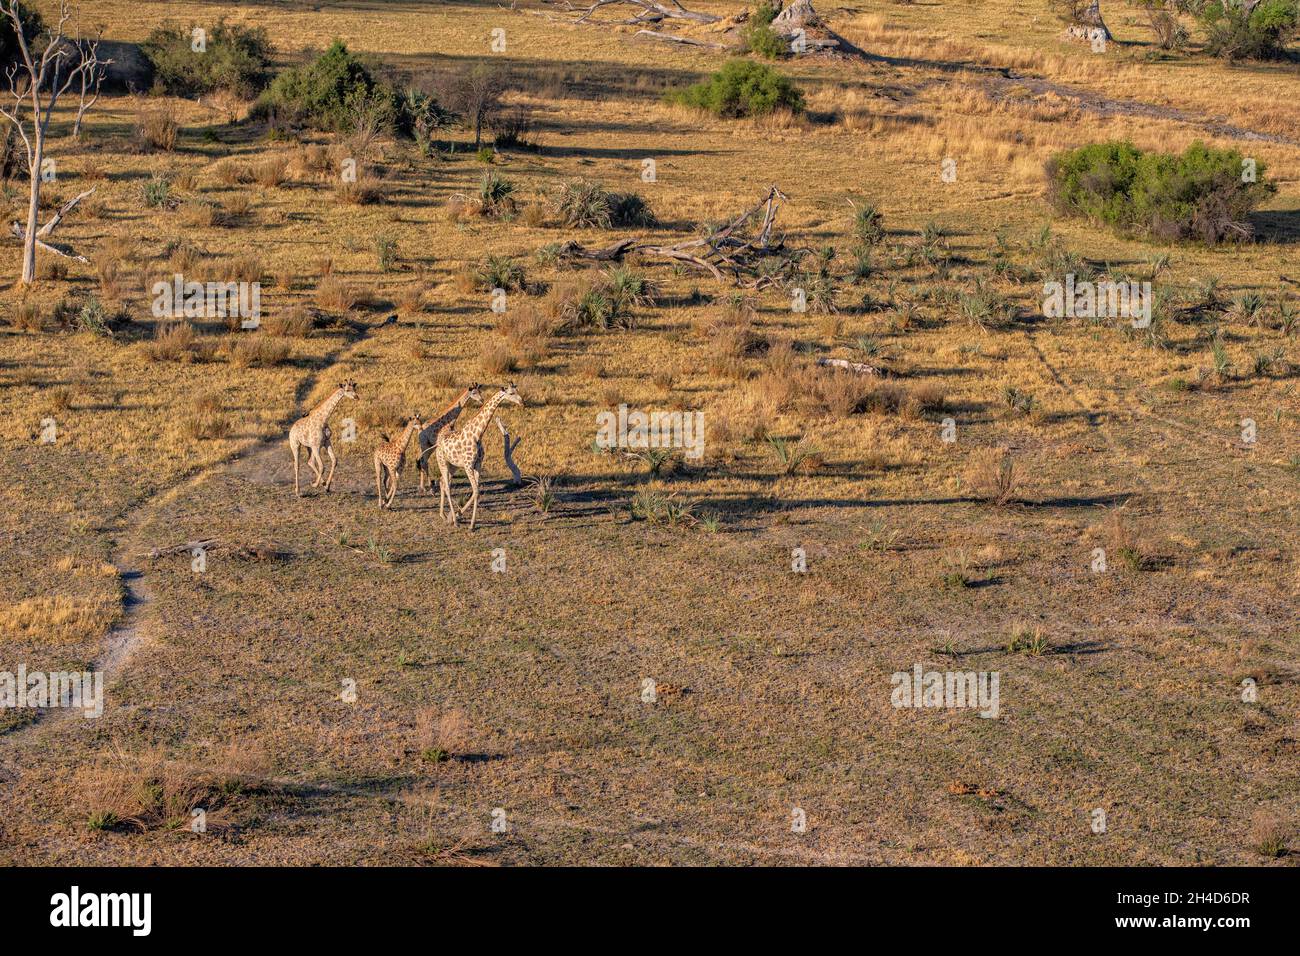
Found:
[0,0,1296,866]
[0,595,119,645]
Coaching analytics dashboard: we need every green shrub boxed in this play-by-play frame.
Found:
[474,255,526,292]
[742,3,788,61]
[0,2,41,71]
[255,40,397,131]
[142,20,273,98]
[1046,140,1276,244]
[751,0,779,27]
[478,171,516,217]
[851,201,885,245]
[141,174,175,209]
[551,179,657,229]
[1198,0,1299,61]
[397,88,452,150]
[668,59,804,118]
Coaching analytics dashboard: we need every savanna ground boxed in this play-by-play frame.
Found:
[0,0,1298,865]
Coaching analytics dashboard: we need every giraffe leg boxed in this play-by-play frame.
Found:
[308,447,324,487]
[386,470,399,509]
[375,458,385,508]
[466,468,481,532]
[290,437,302,497]
[437,457,454,523]
[324,445,338,493]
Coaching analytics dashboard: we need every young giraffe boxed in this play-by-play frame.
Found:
[287,380,357,497]
[415,383,483,495]
[435,382,523,531]
[373,415,423,510]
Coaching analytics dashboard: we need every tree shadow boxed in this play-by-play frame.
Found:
[1250,209,1300,245]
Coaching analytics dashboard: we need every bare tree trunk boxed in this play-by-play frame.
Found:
[21,127,40,283]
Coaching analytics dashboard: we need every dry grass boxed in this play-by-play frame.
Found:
[78,744,267,834]
[1,0,1297,868]
[146,321,198,362]
[0,595,118,645]
[316,276,359,312]
[335,173,385,205]
[226,334,292,368]
[967,447,1021,506]
[133,103,180,152]
[263,304,314,338]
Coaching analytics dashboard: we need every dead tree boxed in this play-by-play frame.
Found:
[71,37,109,139]
[554,185,802,288]
[496,417,523,486]
[0,1,103,283]
[574,0,720,24]
[1059,0,1113,42]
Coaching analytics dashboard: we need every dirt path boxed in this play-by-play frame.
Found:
[987,71,1300,148]
[1,315,398,750]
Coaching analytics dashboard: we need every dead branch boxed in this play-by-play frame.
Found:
[816,357,882,376]
[8,184,94,261]
[496,417,523,486]
[553,185,792,287]
[140,538,290,561]
[634,29,726,48]
[72,39,110,139]
[37,185,94,237]
[140,538,221,560]
[576,0,720,24]
[7,222,88,261]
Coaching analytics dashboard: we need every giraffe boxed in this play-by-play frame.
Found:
[415,383,483,495]
[374,415,423,509]
[435,382,523,531]
[287,380,357,497]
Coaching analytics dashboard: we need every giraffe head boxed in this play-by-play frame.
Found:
[339,380,359,400]
[404,414,422,433]
[498,381,523,407]
[466,382,484,405]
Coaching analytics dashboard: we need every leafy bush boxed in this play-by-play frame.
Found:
[1199,0,1299,60]
[142,20,273,98]
[742,2,788,59]
[668,59,804,118]
[1046,140,1276,243]
[1139,1,1190,50]
[255,40,397,131]
[0,2,41,71]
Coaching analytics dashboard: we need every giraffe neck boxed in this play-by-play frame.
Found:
[313,388,346,423]
[425,388,470,428]
[461,392,508,444]
[398,420,420,449]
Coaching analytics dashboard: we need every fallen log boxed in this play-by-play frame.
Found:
[140,538,221,560]
[817,357,882,376]
[576,0,720,24]
[634,28,726,48]
[552,185,791,287]
[9,187,97,263]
